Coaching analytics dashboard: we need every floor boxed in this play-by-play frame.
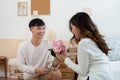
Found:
[0,77,19,80]
[0,67,18,80]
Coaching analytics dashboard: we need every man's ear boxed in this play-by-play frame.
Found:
[30,27,32,31]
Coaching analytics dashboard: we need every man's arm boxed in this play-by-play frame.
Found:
[17,49,36,74]
[16,43,36,74]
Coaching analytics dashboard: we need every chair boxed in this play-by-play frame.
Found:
[0,56,8,78]
[8,58,23,79]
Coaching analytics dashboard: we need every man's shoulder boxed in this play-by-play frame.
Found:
[42,40,52,48]
[42,40,51,44]
[19,40,30,48]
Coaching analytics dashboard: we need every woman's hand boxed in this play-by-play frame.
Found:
[53,57,60,67]
[55,52,67,64]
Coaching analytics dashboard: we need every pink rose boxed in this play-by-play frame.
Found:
[49,40,68,57]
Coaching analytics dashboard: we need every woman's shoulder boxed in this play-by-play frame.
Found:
[78,38,95,48]
[80,38,94,44]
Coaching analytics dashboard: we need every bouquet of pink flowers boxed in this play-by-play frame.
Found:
[49,40,68,57]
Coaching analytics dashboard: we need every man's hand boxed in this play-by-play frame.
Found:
[35,67,50,75]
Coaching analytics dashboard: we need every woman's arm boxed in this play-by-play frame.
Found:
[65,41,89,76]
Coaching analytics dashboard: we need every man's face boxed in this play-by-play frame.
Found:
[30,25,45,39]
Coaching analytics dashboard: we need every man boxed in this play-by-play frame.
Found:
[17,18,61,80]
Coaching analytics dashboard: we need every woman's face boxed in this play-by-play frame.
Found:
[70,24,81,39]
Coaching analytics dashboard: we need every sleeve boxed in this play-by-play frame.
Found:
[17,44,35,74]
[64,41,89,77]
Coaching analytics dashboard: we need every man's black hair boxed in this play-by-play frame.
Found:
[29,18,45,28]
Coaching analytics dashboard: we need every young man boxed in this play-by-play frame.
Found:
[17,18,61,80]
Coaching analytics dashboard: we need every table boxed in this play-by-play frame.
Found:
[0,56,8,78]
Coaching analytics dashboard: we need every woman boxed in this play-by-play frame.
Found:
[56,12,113,80]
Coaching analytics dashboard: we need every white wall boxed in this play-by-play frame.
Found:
[0,0,120,40]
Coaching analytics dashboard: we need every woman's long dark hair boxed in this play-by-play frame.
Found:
[69,12,110,55]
